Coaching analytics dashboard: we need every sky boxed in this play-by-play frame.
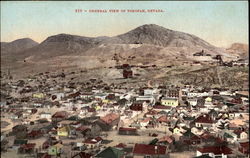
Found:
[1,1,248,48]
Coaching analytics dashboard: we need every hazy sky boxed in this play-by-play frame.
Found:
[1,1,248,47]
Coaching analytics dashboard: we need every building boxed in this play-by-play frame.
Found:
[57,126,70,137]
[238,141,249,156]
[118,127,138,135]
[95,147,124,158]
[196,146,232,158]
[194,114,214,129]
[161,97,179,107]
[123,69,133,78]
[83,137,102,149]
[133,144,169,158]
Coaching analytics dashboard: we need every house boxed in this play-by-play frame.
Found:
[139,117,152,128]
[136,96,155,105]
[95,147,124,158]
[130,102,143,111]
[118,127,138,135]
[52,111,68,122]
[33,102,43,108]
[51,93,65,101]
[94,93,108,100]
[57,126,70,137]
[200,132,218,144]
[80,92,94,99]
[218,130,238,143]
[93,113,120,131]
[12,125,28,133]
[133,144,169,158]
[233,129,248,140]
[181,129,201,145]
[161,97,178,107]
[167,89,180,98]
[42,137,60,149]
[196,146,232,158]
[157,136,175,150]
[83,136,102,149]
[48,143,63,156]
[18,143,36,154]
[187,92,209,98]
[123,68,133,78]
[194,114,214,129]
[27,130,43,139]
[145,110,158,117]
[157,115,170,126]
[33,93,45,99]
[40,112,52,120]
[188,98,198,106]
[144,88,155,96]
[115,143,127,150]
[182,116,195,128]
[71,152,93,158]
[153,105,172,113]
[101,113,120,127]
[13,139,28,148]
[172,126,182,135]
[76,126,91,137]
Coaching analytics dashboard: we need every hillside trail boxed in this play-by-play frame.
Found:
[216,66,223,86]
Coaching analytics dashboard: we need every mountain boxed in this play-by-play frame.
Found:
[1,24,239,72]
[104,24,215,49]
[1,38,39,54]
[226,43,248,59]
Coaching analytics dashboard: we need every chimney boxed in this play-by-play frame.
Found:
[155,146,158,154]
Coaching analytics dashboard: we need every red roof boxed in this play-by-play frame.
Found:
[83,137,102,144]
[153,105,172,110]
[21,143,36,150]
[195,114,213,124]
[28,130,42,137]
[87,107,96,112]
[233,129,244,136]
[76,126,90,132]
[158,136,174,144]
[133,144,167,155]
[41,153,51,158]
[197,146,232,155]
[200,132,216,140]
[240,142,249,149]
[119,127,137,132]
[100,113,119,124]
[130,103,143,111]
[146,110,158,115]
[72,152,92,158]
[157,116,169,123]
[115,143,127,148]
[52,111,68,118]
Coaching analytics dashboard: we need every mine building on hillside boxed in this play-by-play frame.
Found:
[123,64,133,78]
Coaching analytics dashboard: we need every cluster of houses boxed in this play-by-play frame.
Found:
[0,70,249,158]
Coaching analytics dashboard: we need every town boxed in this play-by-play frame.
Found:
[0,63,249,158]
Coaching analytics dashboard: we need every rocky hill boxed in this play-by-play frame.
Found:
[1,24,240,72]
[104,24,214,49]
[1,38,38,54]
[226,43,248,59]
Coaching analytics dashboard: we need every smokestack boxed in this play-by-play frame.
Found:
[155,145,158,154]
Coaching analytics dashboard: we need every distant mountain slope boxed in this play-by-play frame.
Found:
[1,24,239,69]
[1,38,39,54]
[226,43,248,59]
[104,24,215,50]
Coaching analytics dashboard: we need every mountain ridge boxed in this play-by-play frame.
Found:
[1,24,246,70]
